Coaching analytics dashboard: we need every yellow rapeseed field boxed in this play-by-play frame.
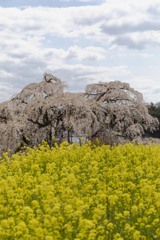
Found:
[0,141,160,239]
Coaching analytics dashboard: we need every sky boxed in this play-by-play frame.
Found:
[0,0,160,103]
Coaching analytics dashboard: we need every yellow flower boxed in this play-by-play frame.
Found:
[31,200,39,209]
[107,222,114,231]
[133,230,141,239]
[0,141,160,239]
[123,210,130,217]
[131,205,138,214]
[113,233,124,240]
[156,228,160,236]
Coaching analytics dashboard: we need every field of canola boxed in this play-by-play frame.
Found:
[0,141,160,240]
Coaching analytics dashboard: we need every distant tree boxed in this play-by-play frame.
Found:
[148,102,160,121]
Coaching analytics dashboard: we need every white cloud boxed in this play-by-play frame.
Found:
[78,0,95,2]
[127,76,160,103]
[1,1,160,48]
[65,45,106,61]
[1,1,160,102]
[0,80,19,102]
[52,64,130,91]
